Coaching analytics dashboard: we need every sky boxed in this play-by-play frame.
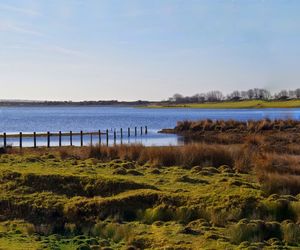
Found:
[0,0,300,101]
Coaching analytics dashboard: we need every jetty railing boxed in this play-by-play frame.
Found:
[0,126,148,148]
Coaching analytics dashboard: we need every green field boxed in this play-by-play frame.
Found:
[146,99,300,109]
[0,145,299,249]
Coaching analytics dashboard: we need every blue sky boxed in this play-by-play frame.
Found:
[0,0,299,101]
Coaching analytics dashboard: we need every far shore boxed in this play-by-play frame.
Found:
[1,99,300,109]
[144,99,300,109]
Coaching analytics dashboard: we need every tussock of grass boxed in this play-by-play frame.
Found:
[228,218,300,246]
[228,219,282,244]
[281,221,300,245]
[140,204,205,224]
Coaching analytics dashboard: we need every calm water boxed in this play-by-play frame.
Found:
[0,106,300,147]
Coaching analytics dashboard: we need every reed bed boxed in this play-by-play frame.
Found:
[56,143,234,168]
[174,118,300,133]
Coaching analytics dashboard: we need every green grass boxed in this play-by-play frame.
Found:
[145,99,300,109]
[0,150,299,249]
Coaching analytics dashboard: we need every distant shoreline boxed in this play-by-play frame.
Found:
[144,99,300,109]
[0,101,149,107]
[1,99,300,109]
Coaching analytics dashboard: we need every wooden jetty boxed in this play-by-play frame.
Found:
[0,126,148,148]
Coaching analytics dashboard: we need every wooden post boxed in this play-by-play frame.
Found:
[80,131,83,147]
[47,131,50,148]
[128,128,130,137]
[120,128,123,144]
[19,132,22,148]
[33,132,36,148]
[58,131,61,147]
[106,129,109,146]
[140,126,143,135]
[113,129,116,144]
[145,126,148,134]
[90,133,93,145]
[135,127,137,136]
[70,131,73,146]
[98,130,101,145]
[3,133,6,149]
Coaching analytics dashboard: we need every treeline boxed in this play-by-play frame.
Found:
[169,88,300,103]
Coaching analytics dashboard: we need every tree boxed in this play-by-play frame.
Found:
[228,90,241,101]
[259,89,271,100]
[206,91,223,102]
[240,91,248,99]
[276,90,289,100]
[198,93,206,103]
[295,89,300,99]
[170,93,184,103]
[247,89,254,99]
[289,90,295,98]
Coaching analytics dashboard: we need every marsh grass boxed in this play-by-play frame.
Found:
[56,144,234,168]
[228,219,282,244]
[258,173,300,196]
[139,205,205,224]
[9,137,300,198]
[228,219,300,245]
[1,121,300,248]
[174,119,300,133]
[92,221,133,243]
[253,152,300,195]
[281,221,300,245]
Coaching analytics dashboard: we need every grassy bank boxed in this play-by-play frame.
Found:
[146,99,300,109]
[0,139,300,249]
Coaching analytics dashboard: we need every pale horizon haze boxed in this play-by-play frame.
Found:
[0,0,300,101]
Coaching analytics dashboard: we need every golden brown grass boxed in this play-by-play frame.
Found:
[57,143,234,168]
[173,119,300,133]
[257,172,300,195]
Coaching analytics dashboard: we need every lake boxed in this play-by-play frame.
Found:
[0,106,300,147]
